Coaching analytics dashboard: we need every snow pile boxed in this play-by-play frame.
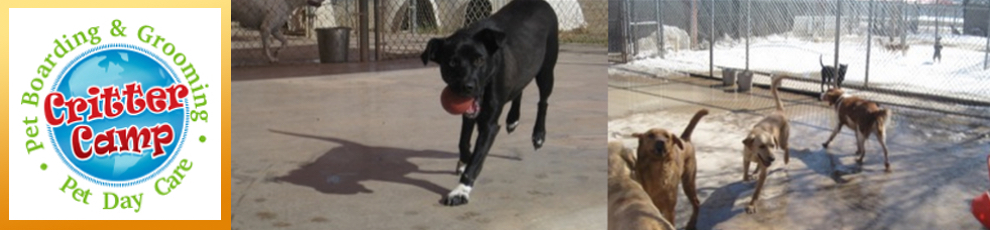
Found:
[631,25,692,57]
[623,34,990,100]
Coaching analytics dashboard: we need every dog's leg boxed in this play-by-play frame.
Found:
[271,27,289,60]
[746,166,768,214]
[855,129,867,164]
[743,150,752,181]
[457,116,476,175]
[821,75,826,93]
[822,122,843,148]
[531,33,558,150]
[682,156,700,230]
[782,124,791,165]
[659,202,676,228]
[876,128,891,172]
[836,75,843,89]
[818,75,825,93]
[444,108,502,206]
[505,94,521,133]
[259,26,275,63]
[532,65,555,150]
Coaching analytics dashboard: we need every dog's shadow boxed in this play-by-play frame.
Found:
[696,181,749,230]
[791,148,862,184]
[268,129,519,196]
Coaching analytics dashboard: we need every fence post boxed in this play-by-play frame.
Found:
[622,0,635,62]
[985,3,990,70]
[834,0,841,75]
[411,0,417,34]
[359,0,369,62]
[745,0,750,71]
[374,0,381,61]
[656,0,664,59]
[691,0,698,48]
[935,3,939,38]
[631,0,638,56]
[866,0,873,88]
[899,0,906,47]
[710,0,714,78]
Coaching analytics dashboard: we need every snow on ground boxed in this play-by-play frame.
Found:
[621,33,990,101]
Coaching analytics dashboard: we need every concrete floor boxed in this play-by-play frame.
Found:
[231,46,607,230]
[609,72,990,230]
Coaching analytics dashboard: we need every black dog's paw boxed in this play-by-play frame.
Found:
[506,121,519,133]
[821,143,829,148]
[532,132,545,150]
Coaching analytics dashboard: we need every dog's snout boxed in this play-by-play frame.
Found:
[654,141,666,155]
[768,155,776,162]
[463,82,476,93]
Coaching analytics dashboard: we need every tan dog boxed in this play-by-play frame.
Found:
[741,75,789,214]
[878,37,910,56]
[820,88,893,171]
[608,141,675,230]
[633,109,708,230]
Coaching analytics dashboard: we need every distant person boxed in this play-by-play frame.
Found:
[933,36,943,63]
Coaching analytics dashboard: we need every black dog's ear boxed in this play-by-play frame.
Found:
[421,38,444,65]
[473,28,505,56]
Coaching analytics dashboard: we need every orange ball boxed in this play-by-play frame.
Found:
[973,191,990,228]
[440,86,475,115]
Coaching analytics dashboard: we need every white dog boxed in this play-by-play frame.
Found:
[232,0,324,63]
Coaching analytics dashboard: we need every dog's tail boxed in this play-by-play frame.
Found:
[771,75,785,112]
[819,54,825,68]
[680,109,709,141]
[874,108,892,130]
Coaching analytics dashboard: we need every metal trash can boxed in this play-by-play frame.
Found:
[722,68,737,86]
[737,70,754,92]
[316,27,351,63]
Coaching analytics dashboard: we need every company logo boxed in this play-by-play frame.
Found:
[20,19,210,213]
[47,45,189,187]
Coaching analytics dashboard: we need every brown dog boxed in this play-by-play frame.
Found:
[820,88,893,171]
[608,141,676,230]
[633,109,708,230]
[741,75,789,214]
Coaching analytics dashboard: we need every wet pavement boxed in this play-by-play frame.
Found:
[231,45,607,230]
[608,72,990,230]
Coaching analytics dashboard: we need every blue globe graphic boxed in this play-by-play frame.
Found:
[48,45,187,187]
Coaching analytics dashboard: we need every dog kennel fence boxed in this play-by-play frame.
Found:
[611,0,990,119]
[231,0,607,66]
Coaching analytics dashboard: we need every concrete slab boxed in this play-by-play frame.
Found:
[609,72,990,230]
[231,49,607,230]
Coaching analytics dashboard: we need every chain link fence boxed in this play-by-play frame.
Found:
[232,0,606,66]
[611,0,990,118]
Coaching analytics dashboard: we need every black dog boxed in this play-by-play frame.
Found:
[820,55,847,92]
[420,0,558,206]
[933,36,943,63]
